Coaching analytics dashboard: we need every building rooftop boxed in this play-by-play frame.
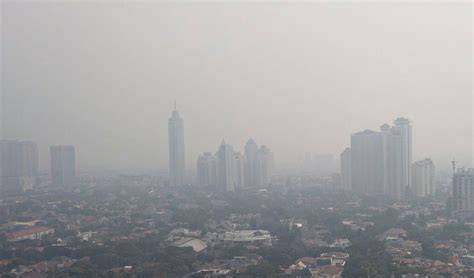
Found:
[6,226,53,240]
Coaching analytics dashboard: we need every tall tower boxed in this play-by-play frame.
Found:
[244,139,259,188]
[50,145,76,186]
[411,158,435,197]
[168,105,185,187]
[216,140,235,192]
[392,118,412,195]
[452,168,474,219]
[0,140,38,194]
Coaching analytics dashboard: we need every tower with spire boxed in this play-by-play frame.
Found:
[168,103,185,186]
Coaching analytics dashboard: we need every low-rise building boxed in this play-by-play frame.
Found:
[5,226,54,242]
[206,230,274,247]
[173,238,208,253]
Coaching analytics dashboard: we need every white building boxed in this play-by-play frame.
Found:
[412,159,435,197]
[206,230,273,247]
[168,108,185,186]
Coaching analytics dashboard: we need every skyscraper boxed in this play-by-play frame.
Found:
[197,152,217,189]
[244,139,259,188]
[452,168,474,219]
[234,152,245,190]
[50,145,76,186]
[216,141,236,192]
[392,118,412,193]
[243,139,274,189]
[350,130,387,195]
[168,107,185,187]
[348,118,412,200]
[340,148,352,190]
[256,145,274,188]
[0,140,38,194]
[411,159,435,197]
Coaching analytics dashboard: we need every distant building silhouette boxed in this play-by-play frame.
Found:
[216,141,236,192]
[50,145,76,186]
[345,118,412,200]
[412,159,435,197]
[256,145,274,188]
[197,139,274,192]
[197,152,217,189]
[244,139,259,188]
[0,140,38,194]
[168,107,185,186]
[244,139,274,189]
[452,168,474,219]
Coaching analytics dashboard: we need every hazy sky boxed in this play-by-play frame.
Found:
[1,1,472,172]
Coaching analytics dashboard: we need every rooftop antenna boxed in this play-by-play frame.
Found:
[452,159,456,175]
[174,100,177,111]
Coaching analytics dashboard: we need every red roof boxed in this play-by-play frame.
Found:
[6,226,53,239]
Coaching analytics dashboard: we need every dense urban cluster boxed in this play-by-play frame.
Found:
[0,176,473,277]
[0,110,473,277]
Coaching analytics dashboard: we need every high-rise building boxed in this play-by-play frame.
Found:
[199,140,274,192]
[216,141,236,192]
[347,118,412,200]
[244,139,259,188]
[234,152,245,190]
[168,107,185,187]
[340,148,351,190]
[244,139,274,189]
[452,168,474,219]
[197,152,217,189]
[392,118,412,193]
[0,140,38,194]
[50,145,76,186]
[350,130,387,195]
[411,159,435,197]
[256,145,274,188]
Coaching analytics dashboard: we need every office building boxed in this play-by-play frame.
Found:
[234,152,245,190]
[347,118,412,200]
[244,139,274,189]
[256,145,274,188]
[412,159,435,197]
[197,152,217,188]
[216,141,236,192]
[168,107,185,186]
[0,140,38,194]
[50,145,76,186]
[244,139,259,188]
[392,118,412,193]
[452,168,474,219]
[350,130,387,195]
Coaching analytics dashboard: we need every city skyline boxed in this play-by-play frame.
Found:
[2,2,472,172]
[0,2,473,276]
